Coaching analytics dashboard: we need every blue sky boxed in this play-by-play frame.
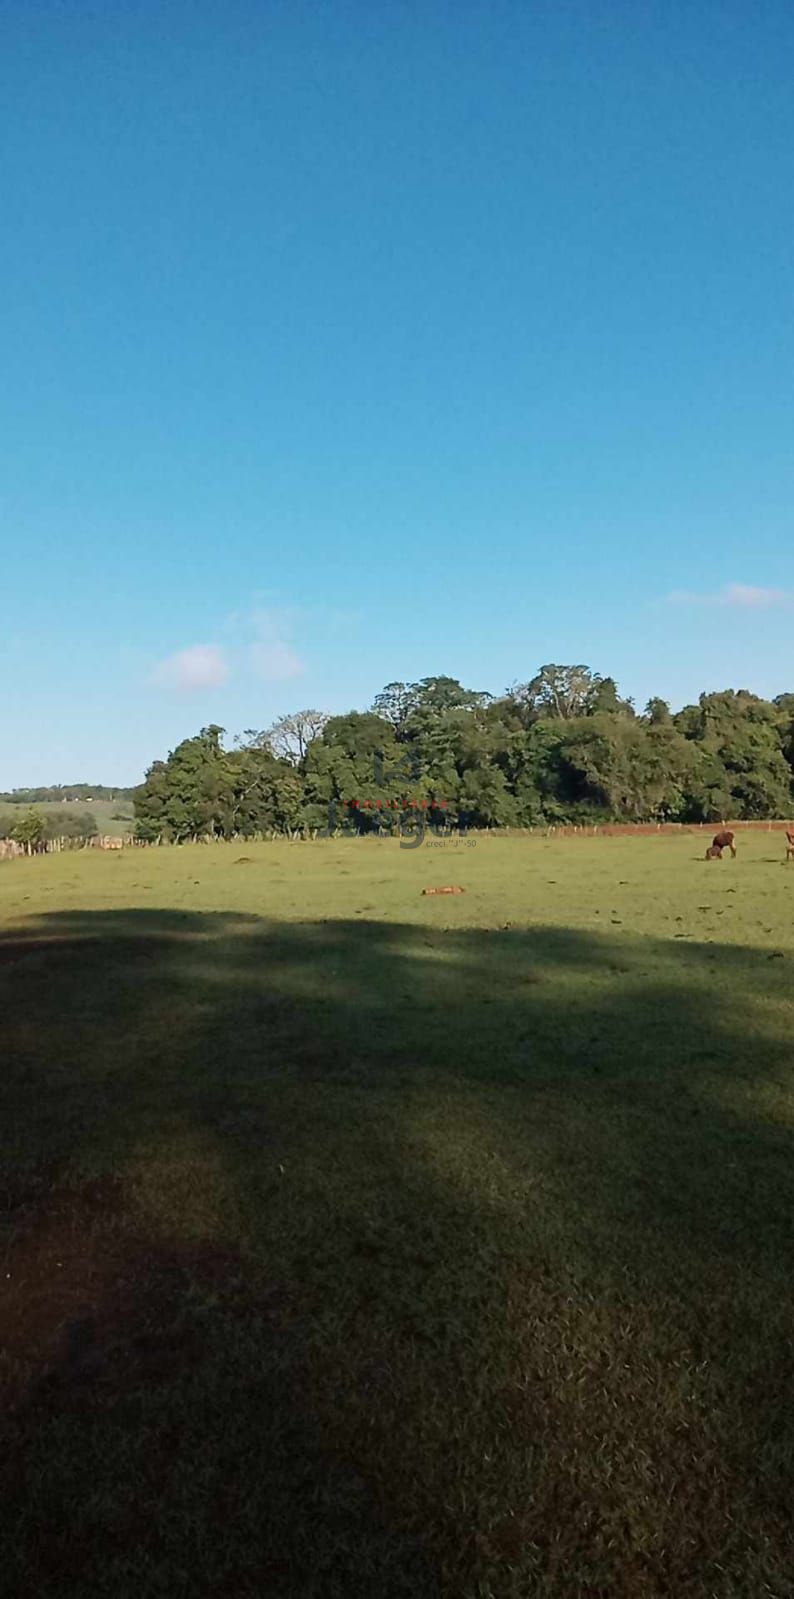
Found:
[2,0,794,786]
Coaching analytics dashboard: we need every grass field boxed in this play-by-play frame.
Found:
[2,834,794,1597]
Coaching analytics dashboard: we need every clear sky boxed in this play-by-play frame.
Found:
[2,1,793,786]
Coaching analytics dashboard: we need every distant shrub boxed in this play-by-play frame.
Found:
[44,810,99,842]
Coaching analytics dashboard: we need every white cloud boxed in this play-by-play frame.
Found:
[247,607,305,681]
[668,583,793,610]
[720,583,790,609]
[249,639,304,681]
[149,606,306,695]
[151,644,229,693]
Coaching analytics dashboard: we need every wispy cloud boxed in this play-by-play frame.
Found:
[151,644,229,693]
[247,607,305,681]
[668,583,794,610]
[717,583,791,609]
[150,608,306,695]
[249,639,304,681]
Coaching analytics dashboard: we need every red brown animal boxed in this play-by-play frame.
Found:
[421,886,466,895]
[706,828,736,860]
[786,829,794,862]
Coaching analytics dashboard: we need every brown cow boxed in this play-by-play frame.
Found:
[786,829,794,862]
[706,828,737,861]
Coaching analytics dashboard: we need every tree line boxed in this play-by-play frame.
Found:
[0,784,135,804]
[0,808,100,849]
[132,666,794,842]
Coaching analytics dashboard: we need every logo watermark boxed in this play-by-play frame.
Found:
[322,752,474,849]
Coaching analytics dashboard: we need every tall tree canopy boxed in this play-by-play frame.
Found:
[133,667,794,840]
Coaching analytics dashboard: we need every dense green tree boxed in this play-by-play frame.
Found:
[675,691,791,819]
[135,727,307,841]
[302,713,414,833]
[371,682,419,735]
[373,676,490,743]
[408,676,490,715]
[229,743,304,835]
[459,763,517,828]
[46,810,99,842]
[135,727,235,842]
[10,809,46,852]
[133,760,171,842]
[588,676,635,717]
[506,665,634,726]
[773,694,794,780]
[555,716,698,821]
[644,697,673,726]
[128,664,794,843]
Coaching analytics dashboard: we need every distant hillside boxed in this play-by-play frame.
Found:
[0,784,137,804]
[0,797,135,841]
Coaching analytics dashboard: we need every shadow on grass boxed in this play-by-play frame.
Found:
[2,908,794,1597]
